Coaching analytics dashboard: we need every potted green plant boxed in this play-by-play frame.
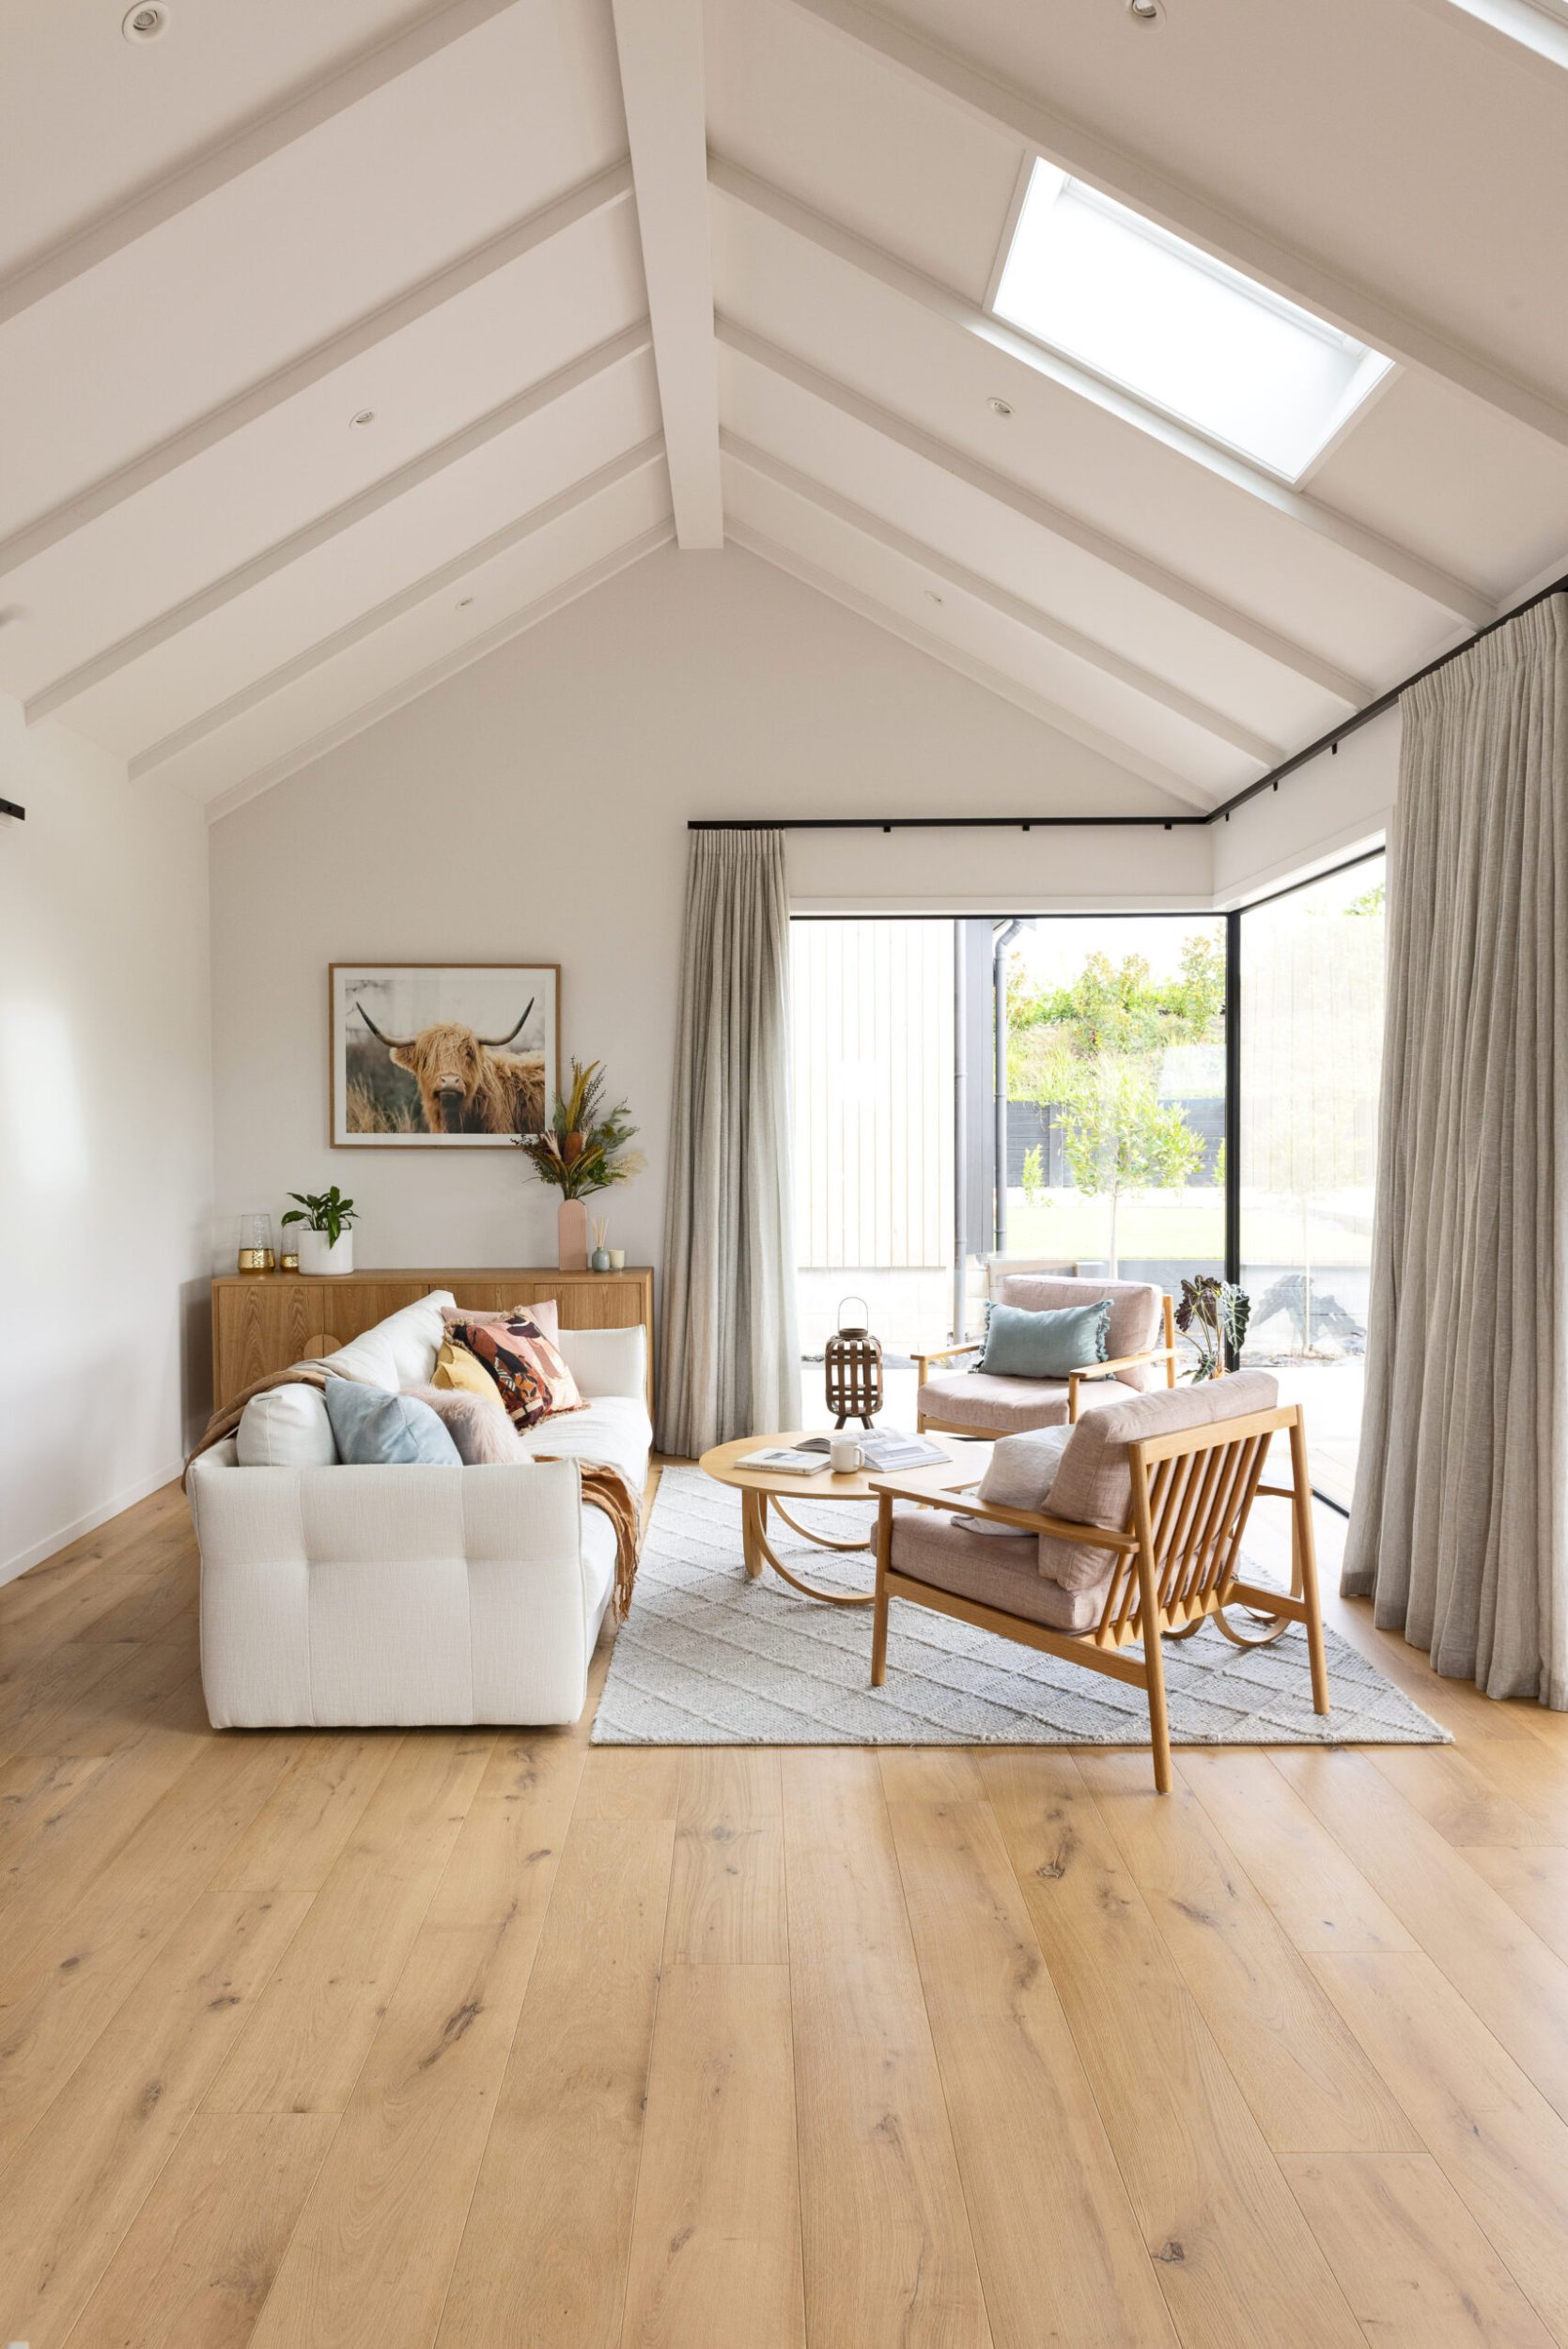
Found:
[515,1060,644,1269]
[281,1185,359,1276]
[1174,1275,1250,1381]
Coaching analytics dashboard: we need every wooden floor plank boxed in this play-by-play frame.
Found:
[246,1724,590,2348]
[984,1750,1368,2349]
[1276,1748,1568,2126]
[783,1750,993,2349]
[665,1747,786,1964]
[1177,1750,1415,1954]
[62,2108,336,2349]
[620,1963,806,2349]
[887,1793,1179,2349]
[1078,1751,1417,2155]
[1457,1844,1568,1965]
[209,1732,404,1893]
[0,1887,311,2349]
[0,1726,305,2165]
[575,1744,684,1821]
[434,1813,675,2349]
[1280,2150,1558,2349]
[1368,1744,1560,1849]
[205,1732,493,2116]
[1308,1949,1568,2344]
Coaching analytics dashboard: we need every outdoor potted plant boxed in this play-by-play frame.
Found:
[281,1185,359,1275]
[516,1060,644,1269]
[1175,1274,1250,1380]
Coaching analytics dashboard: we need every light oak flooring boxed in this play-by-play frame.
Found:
[4,1472,1568,2348]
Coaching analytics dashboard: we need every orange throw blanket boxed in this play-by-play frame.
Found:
[186,1365,645,1620]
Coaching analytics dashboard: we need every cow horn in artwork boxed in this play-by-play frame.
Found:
[475,998,535,1050]
[356,1004,416,1050]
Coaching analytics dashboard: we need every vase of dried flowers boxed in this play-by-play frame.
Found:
[516,1060,644,1272]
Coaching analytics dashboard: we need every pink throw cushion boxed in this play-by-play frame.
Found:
[406,1384,526,1464]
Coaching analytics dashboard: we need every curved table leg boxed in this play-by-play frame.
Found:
[769,1500,873,1553]
[744,1491,876,1607]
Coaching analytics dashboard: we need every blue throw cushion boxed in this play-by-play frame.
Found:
[324,1377,463,1465]
[976,1299,1111,1380]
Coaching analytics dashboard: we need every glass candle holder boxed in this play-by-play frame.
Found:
[238,1212,276,1274]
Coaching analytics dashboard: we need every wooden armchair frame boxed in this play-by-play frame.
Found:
[914,1295,1178,1436]
[869,1401,1328,1792]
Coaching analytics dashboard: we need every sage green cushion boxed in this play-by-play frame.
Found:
[977,1299,1110,1380]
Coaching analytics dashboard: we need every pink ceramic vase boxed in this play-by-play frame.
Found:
[557,1197,589,1271]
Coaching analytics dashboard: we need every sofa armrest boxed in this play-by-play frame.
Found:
[557,1323,647,1401]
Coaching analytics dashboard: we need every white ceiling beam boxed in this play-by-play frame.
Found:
[609,0,723,546]
[0,162,634,583]
[129,441,665,779]
[718,318,1375,711]
[728,519,1213,815]
[27,324,651,725]
[723,432,1280,767]
[712,159,1494,631]
[201,521,675,822]
[780,0,1568,459]
[0,0,530,330]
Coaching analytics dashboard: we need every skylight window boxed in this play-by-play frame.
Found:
[1445,0,1568,70]
[990,160,1393,482]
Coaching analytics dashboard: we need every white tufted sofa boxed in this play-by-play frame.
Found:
[187,1295,649,1729]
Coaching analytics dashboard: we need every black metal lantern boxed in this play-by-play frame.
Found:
[824,1294,883,1430]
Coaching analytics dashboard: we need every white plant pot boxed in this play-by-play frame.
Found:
[299,1229,354,1276]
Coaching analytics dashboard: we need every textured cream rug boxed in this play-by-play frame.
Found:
[592,1468,1448,1748]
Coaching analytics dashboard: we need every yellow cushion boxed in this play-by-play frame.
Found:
[432,1338,503,1399]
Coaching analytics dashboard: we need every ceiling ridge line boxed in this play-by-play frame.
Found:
[27,321,654,725]
[709,156,1494,631]
[727,517,1213,814]
[721,431,1281,766]
[198,521,676,821]
[0,0,531,331]
[126,438,667,778]
[716,314,1373,708]
[0,158,636,583]
[779,0,1568,458]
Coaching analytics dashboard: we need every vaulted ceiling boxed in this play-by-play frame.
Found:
[4,0,1565,820]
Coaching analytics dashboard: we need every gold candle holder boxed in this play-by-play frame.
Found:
[238,1213,276,1275]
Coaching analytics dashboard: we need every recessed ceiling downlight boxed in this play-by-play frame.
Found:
[987,396,1014,417]
[122,4,170,40]
[1126,0,1166,23]
[349,409,376,428]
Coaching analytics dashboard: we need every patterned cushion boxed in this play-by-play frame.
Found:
[440,1312,585,1430]
[442,1298,560,1344]
[993,1274,1164,1390]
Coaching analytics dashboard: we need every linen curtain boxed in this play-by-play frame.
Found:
[1343,594,1567,1708]
[657,829,801,1457]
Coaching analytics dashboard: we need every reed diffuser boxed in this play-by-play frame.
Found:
[590,1214,612,1273]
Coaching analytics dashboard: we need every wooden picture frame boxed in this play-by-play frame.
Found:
[330,961,561,1147]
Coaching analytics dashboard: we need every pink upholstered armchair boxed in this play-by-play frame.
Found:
[914,1273,1177,1439]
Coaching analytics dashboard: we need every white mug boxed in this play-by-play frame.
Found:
[830,1434,863,1473]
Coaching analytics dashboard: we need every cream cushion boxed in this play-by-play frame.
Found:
[1041,1369,1280,1595]
[957,1423,1075,1539]
[236,1382,336,1468]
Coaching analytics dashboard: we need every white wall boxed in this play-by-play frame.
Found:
[1212,707,1399,905]
[0,695,213,1583]
[208,544,1214,1275]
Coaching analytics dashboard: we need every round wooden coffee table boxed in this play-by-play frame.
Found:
[698,1431,982,1605]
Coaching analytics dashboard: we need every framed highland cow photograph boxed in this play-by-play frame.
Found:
[330,963,560,1147]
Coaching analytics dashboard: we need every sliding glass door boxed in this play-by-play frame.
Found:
[1236,855,1386,1507]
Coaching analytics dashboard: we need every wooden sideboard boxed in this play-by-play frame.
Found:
[210,1265,655,1412]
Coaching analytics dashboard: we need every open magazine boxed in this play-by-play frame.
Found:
[793,1431,952,1472]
